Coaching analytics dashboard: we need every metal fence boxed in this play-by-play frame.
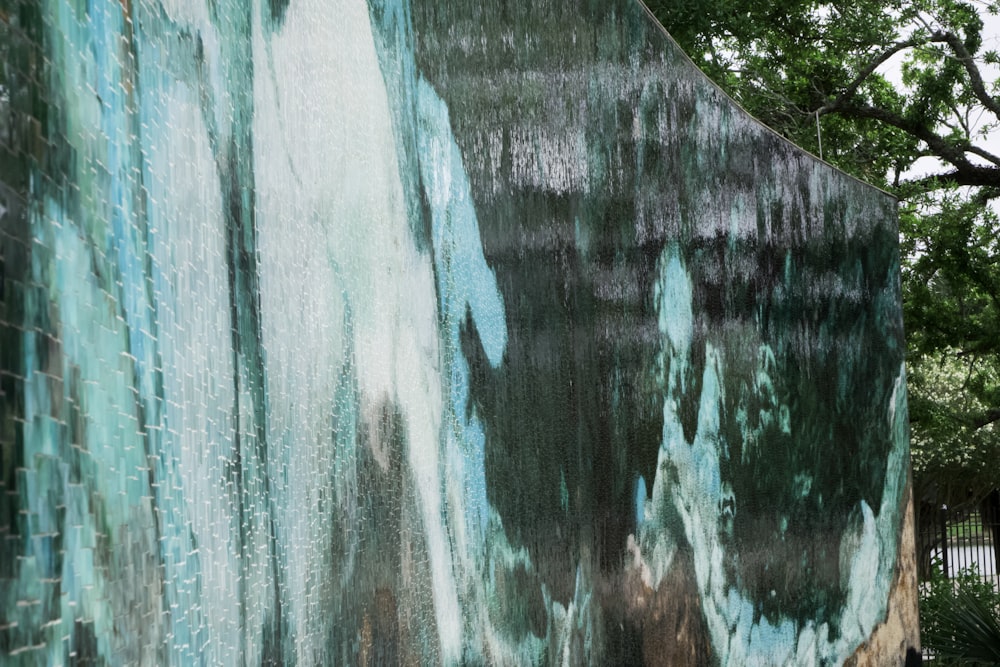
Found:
[917,490,1000,589]
[916,490,1000,664]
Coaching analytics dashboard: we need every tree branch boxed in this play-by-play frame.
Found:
[903,165,1000,190]
[821,101,973,166]
[816,97,1000,191]
[936,30,1000,119]
[824,36,930,112]
[812,29,1000,180]
[964,144,1000,167]
[972,407,1000,430]
[944,98,973,138]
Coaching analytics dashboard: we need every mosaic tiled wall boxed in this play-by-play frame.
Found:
[0,0,919,663]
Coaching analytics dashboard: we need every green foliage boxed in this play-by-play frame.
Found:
[902,191,1000,358]
[920,563,1000,664]
[647,0,1000,510]
[901,186,1000,507]
[908,352,1000,505]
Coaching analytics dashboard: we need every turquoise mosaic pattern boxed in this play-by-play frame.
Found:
[0,0,916,663]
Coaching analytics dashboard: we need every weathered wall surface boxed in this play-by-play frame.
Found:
[0,0,918,663]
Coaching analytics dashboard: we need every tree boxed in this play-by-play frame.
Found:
[647,0,1000,516]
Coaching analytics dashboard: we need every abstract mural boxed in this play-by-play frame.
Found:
[0,0,919,663]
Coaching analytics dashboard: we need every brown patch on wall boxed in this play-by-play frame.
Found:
[618,543,714,666]
[359,588,400,667]
[845,479,921,666]
[396,479,441,666]
[645,548,713,665]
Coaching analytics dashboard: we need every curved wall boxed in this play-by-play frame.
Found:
[0,0,918,663]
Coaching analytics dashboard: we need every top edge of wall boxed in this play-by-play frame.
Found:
[635,0,897,202]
